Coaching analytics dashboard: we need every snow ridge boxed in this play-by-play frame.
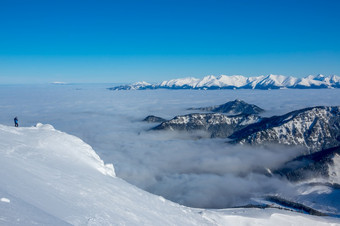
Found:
[109,74,340,90]
[0,123,213,225]
[1,124,340,225]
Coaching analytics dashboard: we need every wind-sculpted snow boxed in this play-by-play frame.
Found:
[109,74,340,90]
[0,123,216,225]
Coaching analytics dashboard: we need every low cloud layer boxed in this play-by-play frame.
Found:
[120,136,303,207]
[0,85,339,208]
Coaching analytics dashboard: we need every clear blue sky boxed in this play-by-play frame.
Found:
[0,0,340,83]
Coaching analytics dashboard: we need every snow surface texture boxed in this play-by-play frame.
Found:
[0,123,208,225]
[1,85,340,210]
[1,123,339,225]
[109,74,340,90]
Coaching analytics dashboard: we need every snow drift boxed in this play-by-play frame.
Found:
[1,123,338,225]
[0,123,210,225]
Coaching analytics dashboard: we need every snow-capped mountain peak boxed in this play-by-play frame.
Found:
[109,74,340,90]
[133,81,151,86]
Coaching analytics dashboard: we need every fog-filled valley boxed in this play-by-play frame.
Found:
[1,84,340,211]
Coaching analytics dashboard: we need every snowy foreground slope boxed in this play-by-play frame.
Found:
[0,124,339,226]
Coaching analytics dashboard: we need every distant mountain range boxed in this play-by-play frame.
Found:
[109,74,340,90]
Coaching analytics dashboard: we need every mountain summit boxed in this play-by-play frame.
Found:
[188,99,264,115]
[109,74,340,90]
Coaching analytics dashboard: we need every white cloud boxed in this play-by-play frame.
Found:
[0,85,339,208]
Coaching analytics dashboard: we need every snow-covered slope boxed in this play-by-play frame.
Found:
[0,123,211,225]
[229,106,340,152]
[1,123,339,225]
[160,77,201,88]
[109,74,340,90]
[110,81,157,90]
[153,113,261,138]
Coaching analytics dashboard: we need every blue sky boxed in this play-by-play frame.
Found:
[0,0,340,83]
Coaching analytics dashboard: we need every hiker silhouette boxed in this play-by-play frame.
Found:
[14,117,19,127]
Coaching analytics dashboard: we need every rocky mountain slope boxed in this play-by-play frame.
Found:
[153,113,261,138]
[188,99,264,115]
[229,106,340,152]
[109,74,340,90]
[270,145,340,215]
[150,100,340,153]
[274,145,340,183]
[143,115,166,123]
[146,101,340,216]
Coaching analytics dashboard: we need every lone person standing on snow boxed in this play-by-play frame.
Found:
[14,117,19,127]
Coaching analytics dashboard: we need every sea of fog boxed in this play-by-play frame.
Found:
[1,84,340,208]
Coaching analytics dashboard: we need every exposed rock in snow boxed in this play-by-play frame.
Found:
[160,77,201,88]
[153,105,340,152]
[229,106,340,152]
[153,113,261,138]
[109,81,156,90]
[143,115,167,123]
[274,145,340,183]
[188,99,265,115]
[109,74,340,90]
